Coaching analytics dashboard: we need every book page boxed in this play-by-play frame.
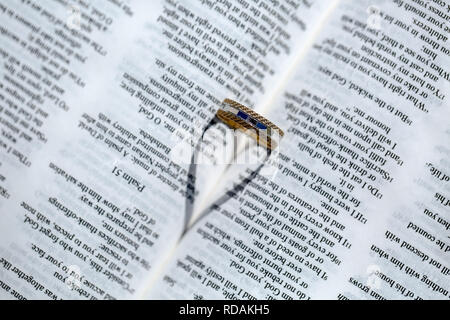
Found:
[148,0,450,300]
[0,0,333,300]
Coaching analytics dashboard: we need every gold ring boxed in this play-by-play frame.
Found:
[216,99,284,150]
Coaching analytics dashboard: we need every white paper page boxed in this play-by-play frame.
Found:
[148,0,450,300]
[0,0,178,301]
[0,0,335,300]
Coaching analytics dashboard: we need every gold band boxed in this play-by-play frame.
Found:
[215,99,284,150]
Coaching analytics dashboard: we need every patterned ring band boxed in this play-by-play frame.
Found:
[215,99,284,150]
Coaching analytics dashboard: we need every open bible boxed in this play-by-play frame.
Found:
[0,0,449,300]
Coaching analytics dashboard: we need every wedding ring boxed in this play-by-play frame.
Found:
[216,99,284,150]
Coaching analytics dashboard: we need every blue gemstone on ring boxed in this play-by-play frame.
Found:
[237,110,248,120]
[256,122,267,130]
